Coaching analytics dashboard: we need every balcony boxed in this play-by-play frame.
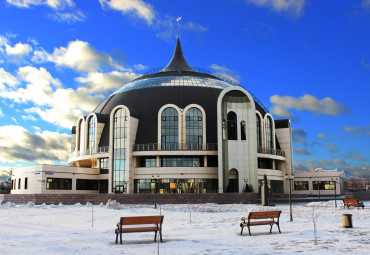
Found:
[258,147,285,157]
[69,146,110,158]
[133,143,218,151]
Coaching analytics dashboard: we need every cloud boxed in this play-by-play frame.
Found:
[0,66,100,128]
[5,42,32,57]
[99,0,155,24]
[0,125,69,164]
[293,146,311,155]
[245,0,305,16]
[0,68,18,88]
[292,128,307,145]
[343,125,370,137]
[293,161,310,171]
[49,10,86,23]
[6,0,74,9]
[317,133,326,138]
[324,142,338,152]
[75,70,139,95]
[183,22,208,33]
[40,40,122,72]
[270,94,350,117]
[0,108,3,117]
[342,149,367,162]
[361,59,370,69]
[362,0,370,8]
[133,64,148,71]
[209,64,240,84]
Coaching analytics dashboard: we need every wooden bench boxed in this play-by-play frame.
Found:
[240,211,281,236]
[343,199,364,210]
[115,215,164,244]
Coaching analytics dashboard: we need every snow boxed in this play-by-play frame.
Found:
[0,201,369,254]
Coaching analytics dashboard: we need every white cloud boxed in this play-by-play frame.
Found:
[270,105,295,119]
[46,40,122,72]
[99,0,155,24]
[49,10,86,23]
[317,133,326,138]
[343,125,370,137]
[5,42,32,57]
[245,0,305,16]
[133,63,148,71]
[209,64,240,84]
[6,0,74,9]
[0,108,3,117]
[270,94,350,117]
[21,115,37,121]
[362,0,370,8]
[0,125,69,164]
[0,68,18,87]
[183,22,208,33]
[76,70,139,95]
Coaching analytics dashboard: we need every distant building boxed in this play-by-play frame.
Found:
[11,38,294,195]
[293,168,345,196]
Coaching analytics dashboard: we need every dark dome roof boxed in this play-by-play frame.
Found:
[93,38,268,147]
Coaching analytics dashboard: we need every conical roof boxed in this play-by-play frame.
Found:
[161,38,195,72]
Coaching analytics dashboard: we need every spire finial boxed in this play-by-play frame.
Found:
[176,16,182,38]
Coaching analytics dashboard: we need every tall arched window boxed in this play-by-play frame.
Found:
[265,116,273,149]
[256,114,261,148]
[240,121,246,140]
[77,120,83,152]
[87,116,96,153]
[113,108,127,193]
[186,107,203,150]
[161,107,178,150]
[227,111,237,140]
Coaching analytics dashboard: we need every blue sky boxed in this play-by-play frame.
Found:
[0,0,369,180]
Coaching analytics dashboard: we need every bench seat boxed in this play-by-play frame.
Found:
[240,211,281,236]
[115,226,160,233]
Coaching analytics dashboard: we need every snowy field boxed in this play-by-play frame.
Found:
[0,200,369,255]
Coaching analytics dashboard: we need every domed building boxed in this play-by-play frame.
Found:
[68,38,293,195]
[10,39,296,197]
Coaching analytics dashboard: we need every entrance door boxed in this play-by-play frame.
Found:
[99,180,108,193]
[227,169,239,193]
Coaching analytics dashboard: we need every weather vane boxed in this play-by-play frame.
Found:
[176,16,182,38]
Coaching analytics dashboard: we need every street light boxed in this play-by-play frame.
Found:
[285,173,294,222]
[152,175,159,209]
[331,178,337,207]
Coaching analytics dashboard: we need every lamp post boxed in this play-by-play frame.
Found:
[331,178,337,207]
[285,173,294,222]
[152,175,159,209]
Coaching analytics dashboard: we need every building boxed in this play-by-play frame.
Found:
[11,38,294,195]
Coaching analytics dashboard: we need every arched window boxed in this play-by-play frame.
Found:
[112,108,128,193]
[227,111,237,140]
[256,114,261,148]
[186,107,203,150]
[265,116,273,149]
[87,116,96,153]
[240,121,246,140]
[161,107,178,150]
[77,120,83,152]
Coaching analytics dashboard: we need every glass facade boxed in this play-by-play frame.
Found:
[138,156,157,167]
[186,107,203,149]
[294,181,309,190]
[78,120,82,152]
[112,108,128,193]
[134,178,218,193]
[87,116,96,152]
[227,111,237,140]
[100,158,109,174]
[46,178,72,190]
[256,114,261,147]
[111,75,233,96]
[76,179,99,190]
[161,107,178,150]
[313,181,335,190]
[258,180,284,194]
[160,156,204,167]
[265,117,273,149]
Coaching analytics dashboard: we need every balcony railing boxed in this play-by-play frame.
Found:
[133,143,218,151]
[258,147,285,157]
[69,146,109,158]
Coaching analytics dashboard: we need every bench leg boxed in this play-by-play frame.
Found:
[120,232,122,245]
[277,223,281,234]
[240,225,244,235]
[115,232,118,244]
[269,224,273,233]
[159,228,163,243]
[154,231,157,242]
[247,226,251,236]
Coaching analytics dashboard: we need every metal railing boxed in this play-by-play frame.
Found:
[69,146,110,158]
[133,143,218,151]
[257,147,285,157]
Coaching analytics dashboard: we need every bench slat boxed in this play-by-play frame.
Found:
[116,227,160,233]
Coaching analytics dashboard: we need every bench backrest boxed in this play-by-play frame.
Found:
[248,211,281,220]
[343,199,359,204]
[119,215,164,226]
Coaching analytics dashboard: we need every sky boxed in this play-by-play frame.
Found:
[0,0,369,180]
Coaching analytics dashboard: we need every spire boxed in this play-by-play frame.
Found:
[161,38,194,72]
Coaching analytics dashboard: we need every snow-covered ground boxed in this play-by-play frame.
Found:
[0,200,369,255]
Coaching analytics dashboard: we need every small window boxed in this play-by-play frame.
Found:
[227,111,237,140]
[18,178,21,189]
[241,121,246,140]
[24,178,28,189]
[294,181,308,190]
[47,178,72,190]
